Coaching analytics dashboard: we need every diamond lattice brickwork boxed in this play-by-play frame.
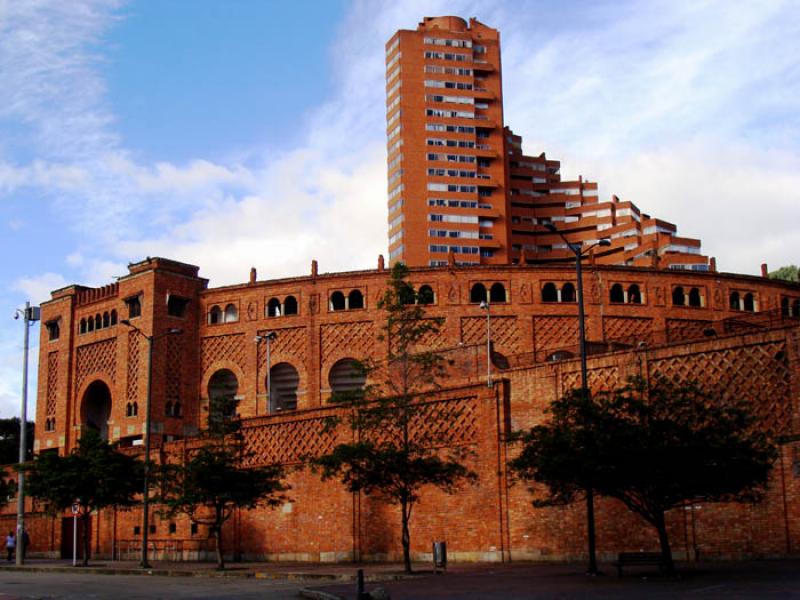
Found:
[241,416,337,466]
[166,335,182,400]
[650,341,792,434]
[603,317,654,344]
[75,338,117,392]
[127,331,140,402]
[533,316,580,351]
[410,396,479,446]
[461,316,520,353]
[562,366,621,393]
[666,319,713,343]
[258,326,307,364]
[201,334,246,374]
[46,351,58,416]
[321,321,375,361]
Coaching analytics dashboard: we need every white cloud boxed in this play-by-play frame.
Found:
[13,272,68,305]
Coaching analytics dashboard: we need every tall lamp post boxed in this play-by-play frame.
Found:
[545,223,610,575]
[120,319,181,569]
[254,332,277,413]
[479,301,491,387]
[14,301,39,566]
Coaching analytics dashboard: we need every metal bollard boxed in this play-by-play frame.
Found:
[357,568,368,600]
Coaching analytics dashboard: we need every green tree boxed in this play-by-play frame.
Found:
[0,469,16,506]
[22,430,144,565]
[312,262,477,573]
[510,377,777,574]
[157,395,288,570]
[0,418,34,464]
[769,265,799,283]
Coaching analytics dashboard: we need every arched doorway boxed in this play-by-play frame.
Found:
[328,359,366,398]
[82,380,112,441]
[208,369,239,418]
[269,363,299,412]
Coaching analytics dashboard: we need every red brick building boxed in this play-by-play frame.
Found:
[387,17,707,270]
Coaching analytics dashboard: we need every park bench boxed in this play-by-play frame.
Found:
[614,551,665,577]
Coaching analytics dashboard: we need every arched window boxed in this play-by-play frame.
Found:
[688,287,702,307]
[418,285,435,305]
[729,291,740,311]
[267,298,281,317]
[126,403,132,417]
[173,401,182,418]
[627,284,642,304]
[470,283,487,303]
[541,282,558,303]
[489,283,506,303]
[87,317,95,332]
[208,369,239,417]
[132,402,138,416]
[283,295,298,315]
[546,350,574,362]
[398,283,415,305]
[110,309,118,326]
[743,293,755,312]
[610,283,624,303]
[782,297,790,317]
[102,312,110,328]
[165,401,173,417]
[330,291,346,311]
[208,305,222,324]
[95,314,102,330]
[224,304,238,323]
[82,380,112,440]
[348,289,364,310]
[80,318,87,334]
[672,286,686,306]
[793,299,800,318]
[269,363,300,412]
[560,283,576,303]
[328,359,366,397]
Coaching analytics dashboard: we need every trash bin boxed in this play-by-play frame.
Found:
[433,541,447,572]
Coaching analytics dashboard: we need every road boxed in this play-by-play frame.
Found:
[0,571,307,599]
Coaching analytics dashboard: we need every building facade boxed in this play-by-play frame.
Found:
[386,17,707,270]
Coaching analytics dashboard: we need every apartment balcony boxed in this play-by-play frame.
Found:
[475,145,498,158]
[473,88,496,101]
[473,60,496,72]
[476,174,499,187]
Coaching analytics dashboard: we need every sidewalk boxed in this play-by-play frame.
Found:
[0,557,424,582]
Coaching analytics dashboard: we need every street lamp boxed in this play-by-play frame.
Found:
[479,301,491,387]
[545,223,610,575]
[254,332,277,413]
[120,319,182,569]
[13,301,39,566]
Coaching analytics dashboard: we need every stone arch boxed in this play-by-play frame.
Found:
[610,283,624,303]
[284,295,298,315]
[560,282,576,303]
[672,286,686,306]
[541,282,558,303]
[418,285,435,305]
[224,304,238,323]
[330,291,346,311]
[688,287,702,307]
[489,283,506,303]
[348,289,364,310]
[470,283,487,303]
[627,284,642,304]
[81,380,112,441]
[267,298,281,317]
[269,362,300,411]
[328,358,366,397]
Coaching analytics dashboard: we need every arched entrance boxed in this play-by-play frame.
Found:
[269,363,299,412]
[208,369,239,417]
[82,380,112,441]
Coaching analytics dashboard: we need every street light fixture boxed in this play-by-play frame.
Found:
[254,332,278,413]
[120,319,182,569]
[544,223,610,575]
[13,301,39,566]
[479,301,491,387]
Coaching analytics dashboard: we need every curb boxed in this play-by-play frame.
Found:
[298,589,345,600]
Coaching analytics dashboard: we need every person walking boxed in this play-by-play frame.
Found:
[5,531,14,562]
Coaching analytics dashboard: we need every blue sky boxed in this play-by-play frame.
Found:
[1,0,799,418]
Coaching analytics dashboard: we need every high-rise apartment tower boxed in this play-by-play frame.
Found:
[386,17,709,271]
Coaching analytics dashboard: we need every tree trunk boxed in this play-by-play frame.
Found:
[401,498,412,574]
[215,510,225,570]
[655,511,674,575]
[81,512,91,567]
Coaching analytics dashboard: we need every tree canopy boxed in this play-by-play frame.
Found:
[157,395,288,570]
[22,430,143,565]
[0,418,34,464]
[769,265,799,283]
[312,262,477,573]
[510,377,777,573]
